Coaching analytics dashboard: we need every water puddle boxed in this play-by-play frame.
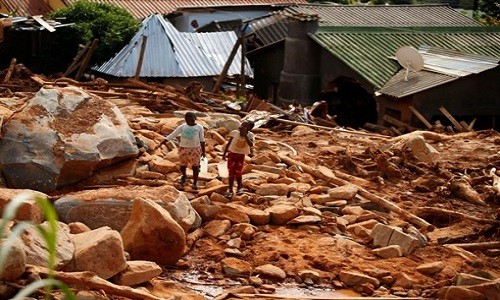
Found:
[169,271,360,299]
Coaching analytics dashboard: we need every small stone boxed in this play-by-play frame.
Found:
[249,276,263,286]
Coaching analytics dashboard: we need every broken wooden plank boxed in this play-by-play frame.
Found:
[459,120,471,131]
[273,118,390,139]
[3,58,16,83]
[408,106,432,129]
[32,15,56,32]
[64,41,92,77]
[28,266,164,300]
[212,38,242,93]
[127,78,208,111]
[468,118,477,131]
[446,241,500,251]
[75,39,99,81]
[439,106,465,132]
[418,207,500,225]
[382,114,407,128]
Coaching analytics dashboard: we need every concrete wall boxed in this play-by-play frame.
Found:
[249,43,285,103]
[278,19,320,106]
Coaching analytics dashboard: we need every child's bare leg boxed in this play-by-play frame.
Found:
[179,166,187,184]
[192,166,199,189]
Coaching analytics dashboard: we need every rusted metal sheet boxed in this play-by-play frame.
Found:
[1,0,52,16]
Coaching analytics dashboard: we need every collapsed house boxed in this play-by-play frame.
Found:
[92,14,253,90]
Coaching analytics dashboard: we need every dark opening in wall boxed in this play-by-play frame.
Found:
[319,76,378,129]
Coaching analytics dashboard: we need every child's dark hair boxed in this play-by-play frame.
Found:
[185,111,196,119]
[245,120,255,129]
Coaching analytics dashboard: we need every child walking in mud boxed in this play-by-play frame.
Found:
[222,120,255,198]
[156,112,206,190]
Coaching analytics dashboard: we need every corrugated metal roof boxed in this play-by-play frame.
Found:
[0,0,52,16]
[379,45,499,97]
[249,13,289,46]
[378,70,457,98]
[61,0,308,19]
[93,14,252,78]
[311,29,500,89]
[418,45,499,76]
[285,4,481,27]
[181,31,253,76]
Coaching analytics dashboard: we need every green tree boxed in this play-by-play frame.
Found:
[49,0,140,65]
[478,0,500,25]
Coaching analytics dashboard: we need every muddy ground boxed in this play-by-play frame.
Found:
[1,74,499,299]
[152,127,499,299]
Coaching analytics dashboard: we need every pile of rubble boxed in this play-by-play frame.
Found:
[0,64,499,300]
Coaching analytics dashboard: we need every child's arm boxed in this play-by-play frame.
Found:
[243,133,253,148]
[155,125,183,149]
[222,137,234,160]
[199,125,206,157]
[201,142,206,157]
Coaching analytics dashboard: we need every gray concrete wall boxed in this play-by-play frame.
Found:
[250,44,285,103]
[278,19,321,106]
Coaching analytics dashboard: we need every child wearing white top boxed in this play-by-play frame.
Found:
[156,112,206,189]
[222,120,255,198]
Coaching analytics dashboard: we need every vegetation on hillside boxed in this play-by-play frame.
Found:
[49,0,140,66]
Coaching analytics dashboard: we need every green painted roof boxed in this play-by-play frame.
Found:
[310,28,500,89]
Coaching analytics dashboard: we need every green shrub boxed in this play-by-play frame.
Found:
[0,193,76,299]
[49,0,140,65]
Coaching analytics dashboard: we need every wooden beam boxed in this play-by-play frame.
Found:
[75,39,99,81]
[382,114,407,128]
[32,15,55,32]
[445,241,500,251]
[439,106,465,132]
[64,41,92,77]
[408,106,432,129]
[212,38,242,93]
[468,118,477,131]
[3,58,16,83]
[272,118,390,139]
[459,121,471,131]
[418,207,500,225]
[28,266,164,300]
[134,36,148,79]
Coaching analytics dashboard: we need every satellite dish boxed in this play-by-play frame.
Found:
[396,46,424,81]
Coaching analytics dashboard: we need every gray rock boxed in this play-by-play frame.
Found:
[54,185,201,232]
[0,87,138,192]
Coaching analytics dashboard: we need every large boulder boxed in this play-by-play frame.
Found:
[64,226,127,279]
[0,87,139,192]
[21,221,74,270]
[120,198,186,266]
[53,185,201,233]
